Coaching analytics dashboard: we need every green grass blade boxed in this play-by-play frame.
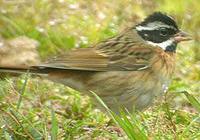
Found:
[17,71,29,110]
[50,103,58,140]
[91,91,148,140]
[180,115,200,138]
[183,91,200,112]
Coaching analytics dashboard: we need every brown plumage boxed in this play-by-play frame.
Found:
[0,12,191,113]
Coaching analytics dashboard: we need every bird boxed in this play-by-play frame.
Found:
[0,12,192,114]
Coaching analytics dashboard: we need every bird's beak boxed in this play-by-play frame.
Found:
[174,31,192,43]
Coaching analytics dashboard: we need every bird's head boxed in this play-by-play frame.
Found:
[135,12,192,52]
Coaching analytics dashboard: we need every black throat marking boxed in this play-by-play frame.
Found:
[165,43,177,52]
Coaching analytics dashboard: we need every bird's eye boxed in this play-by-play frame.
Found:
[160,28,168,36]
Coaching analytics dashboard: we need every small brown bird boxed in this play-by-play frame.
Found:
[0,12,191,113]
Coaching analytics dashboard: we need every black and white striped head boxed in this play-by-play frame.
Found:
[136,12,191,52]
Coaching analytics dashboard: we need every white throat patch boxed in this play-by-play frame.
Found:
[147,39,174,50]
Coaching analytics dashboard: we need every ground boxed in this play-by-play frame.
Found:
[0,0,199,139]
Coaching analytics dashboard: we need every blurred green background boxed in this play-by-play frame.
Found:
[0,0,199,139]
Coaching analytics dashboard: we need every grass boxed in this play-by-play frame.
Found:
[92,91,148,140]
[0,0,200,139]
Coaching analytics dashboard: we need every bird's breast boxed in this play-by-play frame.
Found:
[151,51,176,84]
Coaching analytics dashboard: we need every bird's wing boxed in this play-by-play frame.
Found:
[33,40,156,71]
[36,48,110,71]
[33,29,157,72]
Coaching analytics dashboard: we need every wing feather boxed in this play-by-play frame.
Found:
[33,30,156,71]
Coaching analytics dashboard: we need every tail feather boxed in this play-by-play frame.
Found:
[0,66,49,75]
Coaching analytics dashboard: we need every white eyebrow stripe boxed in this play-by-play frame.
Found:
[135,20,177,31]
[146,39,174,50]
[136,25,176,31]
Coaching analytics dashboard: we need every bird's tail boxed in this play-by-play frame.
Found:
[0,66,49,76]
